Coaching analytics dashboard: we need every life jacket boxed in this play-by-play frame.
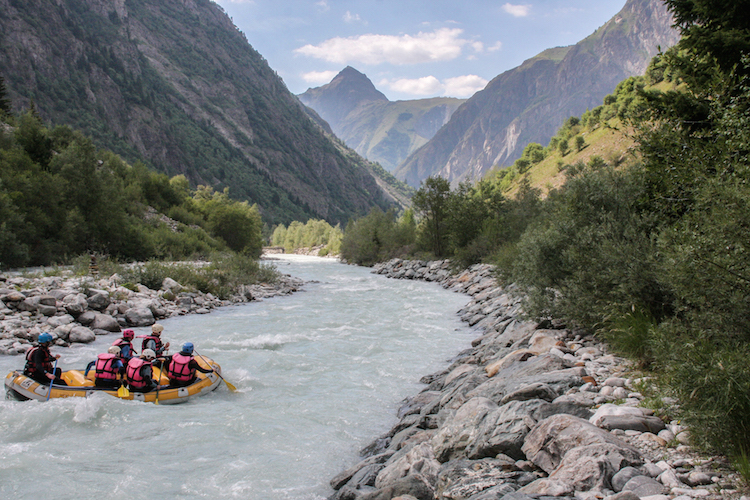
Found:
[168,353,194,382]
[141,335,164,354]
[95,353,120,381]
[113,338,135,359]
[126,358,152,389]
[24,345,53,375]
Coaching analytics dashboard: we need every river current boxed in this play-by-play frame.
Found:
[0,255,473,500]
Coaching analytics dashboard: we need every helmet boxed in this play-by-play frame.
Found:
[151,323,164,335]
[142,349,156,360]
[38,332,53,344]
[122,329,134,340]
[108,346,121,355]
[182,342,194,355]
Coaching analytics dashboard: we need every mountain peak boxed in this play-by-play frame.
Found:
[299,66,388,130]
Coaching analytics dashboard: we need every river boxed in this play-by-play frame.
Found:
[0,255,473,500]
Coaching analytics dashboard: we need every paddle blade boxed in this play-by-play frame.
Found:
[223,379,237,392]
[117,385,129,398]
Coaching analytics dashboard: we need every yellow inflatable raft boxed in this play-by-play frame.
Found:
[4,356,222,404]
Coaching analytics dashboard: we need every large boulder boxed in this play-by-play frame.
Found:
[125,307,155,327]
[86,292,110,311]
[63,293,88,316]
[68,326,96,343]
[521,414,641,474]
[90,312,121,332]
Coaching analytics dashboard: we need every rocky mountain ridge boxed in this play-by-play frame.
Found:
[299,67,465,172]
[395,0,680,186]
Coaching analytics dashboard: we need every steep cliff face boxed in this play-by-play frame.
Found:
[395,0,680,187]
[0,0,397,224]
[299,67,464,172]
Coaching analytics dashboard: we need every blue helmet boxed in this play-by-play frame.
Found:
[182,342,194,354]
[38,332,53,344]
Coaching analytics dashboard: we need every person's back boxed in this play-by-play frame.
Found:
[23,333,66,385]
[126,350,157,393]
[113,329,136,361]
[94,346,124,388]
[167,343,213,387]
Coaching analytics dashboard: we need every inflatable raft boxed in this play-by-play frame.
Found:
[4,356,222,404]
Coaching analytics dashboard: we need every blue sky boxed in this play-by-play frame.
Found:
[212,0,629,101]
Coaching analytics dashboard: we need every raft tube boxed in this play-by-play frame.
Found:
[4,356,222,404]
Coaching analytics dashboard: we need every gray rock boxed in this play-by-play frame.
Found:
[604,493,640,500]
[68,326,96,343]
[90,313,121,332]
[38,304,58,316]
[611,467,644,492]
[77,310,96,326]
[622,475,666,496]
[63,293,88,316]
[125,307,155,327]
[521,414,641,474]
[87,292,110,311]
[358,474,436,500]
[547,443,642,492]
[598,415,666,434]
[375,443,440,489]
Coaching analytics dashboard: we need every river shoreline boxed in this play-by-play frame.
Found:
[327,258,747,500]
[0,259,304,355]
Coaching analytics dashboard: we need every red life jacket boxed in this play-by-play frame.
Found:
[168,353,194,382]
[141,335,164,354]
[113,338,135,358]
[126,358,152,389]
[24,345,53,375]
[95,353,119,381]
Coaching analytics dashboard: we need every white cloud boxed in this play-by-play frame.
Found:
[315,0,329,12]
[378,74,488,97]
[343,11,362,23]
[471,41,484,52]
[301,70,338,84]
[487,41,503,52]
[443,75,488,97]
[502,3,531,17]
[386,76,443,96]
[294,28,468,65]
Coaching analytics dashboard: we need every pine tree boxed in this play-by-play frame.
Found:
[0,75,11,115]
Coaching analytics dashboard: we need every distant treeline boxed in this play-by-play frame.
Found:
[0,88,263,269]
[270,219,342,256]
[338,0,750,473]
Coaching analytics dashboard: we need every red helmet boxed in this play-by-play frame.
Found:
[122,329,135,340]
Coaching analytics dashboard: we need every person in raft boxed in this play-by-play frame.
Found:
[113,329,136,362]
[91,346,126,389]
[165,343,214,387]
[23,332,67,386]
[126,349,158,393]
[141,323,170,357]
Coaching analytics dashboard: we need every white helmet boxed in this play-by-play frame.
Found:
[107,346,121,355]
[142,349,156,360]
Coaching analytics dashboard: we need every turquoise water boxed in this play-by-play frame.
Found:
[0,255,472,499]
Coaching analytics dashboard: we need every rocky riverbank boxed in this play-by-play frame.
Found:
[328,259,747,500]
[0,265,303,356]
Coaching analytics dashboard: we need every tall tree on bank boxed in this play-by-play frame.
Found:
[0,76,11,115]
[412,176,451,258]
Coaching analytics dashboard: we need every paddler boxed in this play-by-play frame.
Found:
[23,332,67,386]
[164,343,214,387]
[125,349,158,393]
[113,329,137,361]
[141,323,169,357]
[91,346,126,389]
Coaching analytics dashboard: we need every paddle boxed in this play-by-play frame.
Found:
[154,363,160,405]
[195,351,237,392]
[46,358,58,401]
[117,379,129,398]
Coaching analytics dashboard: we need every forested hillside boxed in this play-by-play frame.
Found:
[0,0,401,225]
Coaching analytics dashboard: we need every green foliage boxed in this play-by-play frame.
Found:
[271,218,343,255]
[0,75,11,116]
[340,207,415,266]
[412,176,452,257]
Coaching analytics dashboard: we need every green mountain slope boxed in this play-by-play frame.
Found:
[299,67,464,172]
[0,0,399,225]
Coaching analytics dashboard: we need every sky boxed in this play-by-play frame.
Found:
[212,0,629,101]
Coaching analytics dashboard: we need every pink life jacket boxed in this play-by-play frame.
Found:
[168,353,194,383]
[113,338,135,359]
[126,358,151,389]
[95,353,119,381]
[141,335,164,354]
